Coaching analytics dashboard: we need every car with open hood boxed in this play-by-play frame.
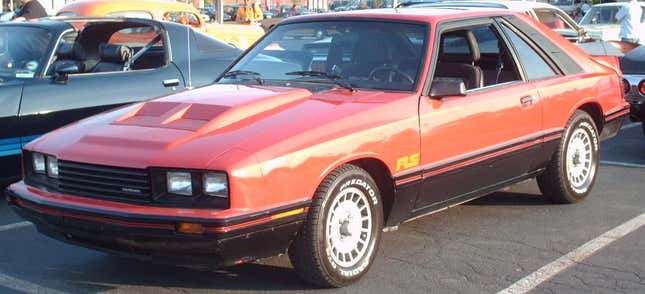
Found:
[579,2,645,43]
[408,0,590,42]
[6,8,629,287]
[0,18,241,186]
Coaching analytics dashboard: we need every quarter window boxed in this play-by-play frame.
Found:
[501,25,558,81]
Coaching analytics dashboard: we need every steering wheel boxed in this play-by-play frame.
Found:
[368,66,414,85]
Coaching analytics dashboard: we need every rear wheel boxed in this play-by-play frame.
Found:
[537,110,599,203]
[289,164,383,287]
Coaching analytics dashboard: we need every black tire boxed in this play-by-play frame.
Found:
[537,110,600,204]
[289,164,383,287]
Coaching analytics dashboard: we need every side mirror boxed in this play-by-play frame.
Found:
[429,78,466,98]
[53,61,80,84]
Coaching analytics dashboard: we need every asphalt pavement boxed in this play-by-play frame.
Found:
[0,123,643,294]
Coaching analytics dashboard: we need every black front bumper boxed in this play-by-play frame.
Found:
[6,188,306,268]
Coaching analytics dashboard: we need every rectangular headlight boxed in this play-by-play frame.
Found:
[32,153,45,174]
[203,173,228,198]
[167,171,192,196]
[46,156,58,178]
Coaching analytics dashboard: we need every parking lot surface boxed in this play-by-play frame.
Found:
[0,123,643,294]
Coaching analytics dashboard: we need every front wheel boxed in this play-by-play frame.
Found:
[537,110,600,203]
[289,164,383,287]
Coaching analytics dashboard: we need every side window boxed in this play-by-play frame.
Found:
[500,25,558,81]
[435,25,521,90]
[163,12,201,28]
[102,25,167,72]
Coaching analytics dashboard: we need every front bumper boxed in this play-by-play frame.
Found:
[6,182,309,268]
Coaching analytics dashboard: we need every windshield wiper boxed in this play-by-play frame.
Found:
[285,71,356,92]
[222,70,265,85]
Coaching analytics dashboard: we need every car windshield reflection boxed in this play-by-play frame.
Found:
[220,21,428,92]
[0,27,52,79]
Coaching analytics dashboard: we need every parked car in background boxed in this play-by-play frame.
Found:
[260,5,313,31]
[7,8,628,287]
[57,0,265,49]
[411,0,590,42]
[548,0,579,16]
[620,46,645,135]
[579,2,645,43]
[0,18,241,186]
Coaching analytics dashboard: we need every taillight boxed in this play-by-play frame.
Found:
[639,80,645,95]
[622,79,631,94]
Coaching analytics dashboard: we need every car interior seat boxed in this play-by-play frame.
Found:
[435,30,484,90]
[92,43,133,73]
[51,41,85,74]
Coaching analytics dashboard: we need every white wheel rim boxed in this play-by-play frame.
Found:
[325,187,373,268]
[565,128,595,193]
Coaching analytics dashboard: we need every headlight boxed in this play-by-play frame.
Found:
[46,156,58,178]
[167,171,192,196]
[203,173,228,198]
[32,153,46,174]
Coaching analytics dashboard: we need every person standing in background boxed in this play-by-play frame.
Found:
[236,0,263,23]
[615,0,643,45]
[12,0,47,21]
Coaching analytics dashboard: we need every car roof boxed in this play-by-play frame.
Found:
[0,19,73,33]
[410,0,560,12]
[285,7,516,24]
[57,0,200,16]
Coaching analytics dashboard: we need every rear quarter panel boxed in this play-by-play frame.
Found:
[517,13,626,128]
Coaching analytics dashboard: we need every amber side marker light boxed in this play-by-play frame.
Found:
[176,222,205,234]
[271,208,306,220]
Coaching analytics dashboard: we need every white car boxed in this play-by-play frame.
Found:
[579,2,645,43]
[409,0,588,42]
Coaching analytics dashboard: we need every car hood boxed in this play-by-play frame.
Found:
[27,84,397,170]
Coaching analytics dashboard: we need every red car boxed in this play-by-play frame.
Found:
[6,8,628,287]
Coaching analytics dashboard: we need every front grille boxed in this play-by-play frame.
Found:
[58,161,151,203]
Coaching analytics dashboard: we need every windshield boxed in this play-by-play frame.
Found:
[579,6,645,25]
[220,21,428,92]
[0,27,52,78]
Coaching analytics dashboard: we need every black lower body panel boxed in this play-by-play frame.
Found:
[0,154,21,187]
[8,191,303,269]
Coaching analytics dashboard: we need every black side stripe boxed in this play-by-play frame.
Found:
[393,130,563,185]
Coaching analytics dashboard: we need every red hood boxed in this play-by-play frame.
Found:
[27,84,409,170]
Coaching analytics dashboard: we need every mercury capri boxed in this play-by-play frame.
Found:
[6,8,629,287]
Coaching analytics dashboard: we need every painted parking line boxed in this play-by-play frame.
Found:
[0,272,67,294]
[600,161,645,169]
[0,221,32,232]
[498,212,645,294]
[621,122,640,130]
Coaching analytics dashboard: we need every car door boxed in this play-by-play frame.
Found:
[18,25,185,142]
[413,20,544,210]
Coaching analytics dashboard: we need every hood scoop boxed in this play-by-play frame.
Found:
[113,87,312,135]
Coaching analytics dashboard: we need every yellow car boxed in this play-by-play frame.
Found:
[57,0,264,49]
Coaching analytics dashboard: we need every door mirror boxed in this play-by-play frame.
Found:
[429,78,466,98]
[53,61,80,83]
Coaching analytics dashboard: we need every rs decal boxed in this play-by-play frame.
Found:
[395,153,420,172]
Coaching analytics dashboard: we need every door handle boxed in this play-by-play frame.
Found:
[520,95,536,105]
[162,79,180,87]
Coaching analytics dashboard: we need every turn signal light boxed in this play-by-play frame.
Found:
[176,222,204,234]
[639,80,645,95]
